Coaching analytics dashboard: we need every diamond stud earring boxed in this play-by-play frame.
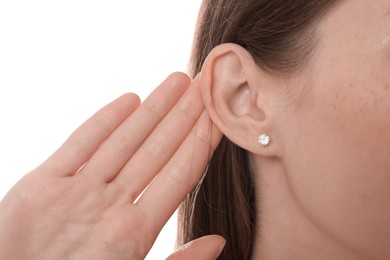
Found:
[258,133,271,147]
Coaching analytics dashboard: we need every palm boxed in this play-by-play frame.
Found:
[0,174,132,258]
[0,73,223,259]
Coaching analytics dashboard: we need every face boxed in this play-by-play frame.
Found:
[280,0,390,258]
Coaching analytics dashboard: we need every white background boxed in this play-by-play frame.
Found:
[0,1,201,258]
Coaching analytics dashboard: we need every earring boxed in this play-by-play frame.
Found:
[258,133,271,147]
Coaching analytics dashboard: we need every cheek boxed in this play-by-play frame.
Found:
[282,67,390,254]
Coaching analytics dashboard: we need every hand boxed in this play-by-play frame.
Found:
[0,72,224,259]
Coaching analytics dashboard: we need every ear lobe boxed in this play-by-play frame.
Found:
[199,43,277,155]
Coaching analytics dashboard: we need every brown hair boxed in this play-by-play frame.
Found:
[178,0,339,259]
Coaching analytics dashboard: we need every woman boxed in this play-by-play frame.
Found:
[1,0,390,259]
[178,0,390,258]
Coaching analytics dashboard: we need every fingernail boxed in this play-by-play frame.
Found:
[213,239,226,259]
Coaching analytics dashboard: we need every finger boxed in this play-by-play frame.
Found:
[136,110,223,233]
[40,93,141,176]
[81,72,190,182]
[112,76,204,202]
[166,235,226,260]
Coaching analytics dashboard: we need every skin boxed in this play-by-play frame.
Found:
[0,73,225,259]
[1,0,389,259]
[199,0,390,259]
[272,1,390,258]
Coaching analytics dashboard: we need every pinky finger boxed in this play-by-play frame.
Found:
[40,93,141,177]
[136,110,222,234]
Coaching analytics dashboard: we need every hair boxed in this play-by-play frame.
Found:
[178,0,339,259]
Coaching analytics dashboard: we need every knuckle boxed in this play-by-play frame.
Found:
[67,134,89,153]
[143,100,163,118]
[195,123,212,145]
[144,127,170,157]
[108,131,133,152]
[93,111,115,136]
[142,140,163,159]
[168,161,191,187]
[176,99,199,120]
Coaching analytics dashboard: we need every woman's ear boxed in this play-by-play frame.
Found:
[199,43,282,156]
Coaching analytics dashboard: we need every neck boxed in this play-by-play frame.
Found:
[250,156,364,260]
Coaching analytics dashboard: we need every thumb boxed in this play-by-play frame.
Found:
[166,235,226,260]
